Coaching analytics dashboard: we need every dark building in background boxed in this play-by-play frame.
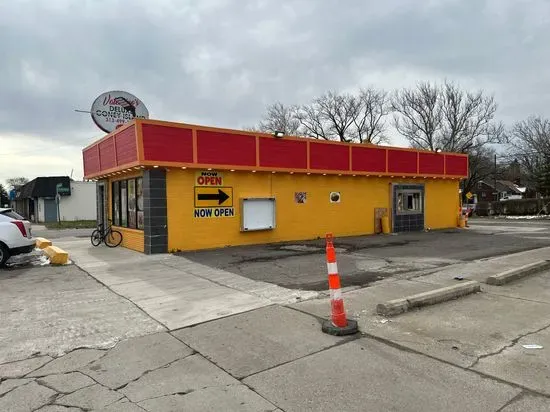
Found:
[13,177,71,222]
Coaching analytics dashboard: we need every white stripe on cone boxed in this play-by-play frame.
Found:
[330,288,342,300]
[327,262,338,274]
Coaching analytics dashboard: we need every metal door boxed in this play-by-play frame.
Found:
[44,198,58,222]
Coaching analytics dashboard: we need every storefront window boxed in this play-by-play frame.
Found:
[137,177,144,230]
[111,177,144,230]
[128,179,136,229]
[397,191,423,214]
[120,180,128,227]
[112,181,120,226]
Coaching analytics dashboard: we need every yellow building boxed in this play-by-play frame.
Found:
[83,119,468,253]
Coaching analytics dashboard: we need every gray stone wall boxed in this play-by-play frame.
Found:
[143,170,168,254]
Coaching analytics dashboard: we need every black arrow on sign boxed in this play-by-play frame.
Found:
[198,189,230,205]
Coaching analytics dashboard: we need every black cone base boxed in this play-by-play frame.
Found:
[321,319,359,336]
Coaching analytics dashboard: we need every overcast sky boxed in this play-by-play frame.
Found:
[1,0,549,187]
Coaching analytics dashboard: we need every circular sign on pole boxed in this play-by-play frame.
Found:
[90,90,149,133]
[466,192,473,200]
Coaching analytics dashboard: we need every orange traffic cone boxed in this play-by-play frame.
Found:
[321,233,359,336]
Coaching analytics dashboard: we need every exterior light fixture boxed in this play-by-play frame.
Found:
[230,169,235,172]
[323,173,327,176]
[207,168,212,171]
[153,165,159,168]
[435,148,442,153]
[272,171,276,174]
[290,172,294,174]
[134,167,140,170]
[181,167,187,169]
[273,131,284,138]
[307,173,311,175]
[252,170,257,173]
[352,174,356,177]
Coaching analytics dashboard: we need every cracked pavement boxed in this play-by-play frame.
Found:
[1,219,549,411]
[0,331,280,412]
[2,304,548,412]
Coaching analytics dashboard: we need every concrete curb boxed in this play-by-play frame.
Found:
[485,260,550,286]
[43,246,69,265]
[376,281,481,317]
[35,237,52,250]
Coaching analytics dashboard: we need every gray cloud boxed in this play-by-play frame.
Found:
[1,0,550,150]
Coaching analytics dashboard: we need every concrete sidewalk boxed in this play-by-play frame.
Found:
[0,264,164,365]
[54,238,317,330]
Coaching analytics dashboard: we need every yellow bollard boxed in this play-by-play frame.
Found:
[35,237,52,249]
[43,246,69,265]
[458,216,466,228]
[381,216,391,234]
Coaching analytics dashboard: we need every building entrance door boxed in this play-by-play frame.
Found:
[44,199,57,222]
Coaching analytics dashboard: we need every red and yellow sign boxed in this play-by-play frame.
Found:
[195,171,223,186]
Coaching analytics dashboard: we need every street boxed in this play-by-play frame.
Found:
[0,218,549,411]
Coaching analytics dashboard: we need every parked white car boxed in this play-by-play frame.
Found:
[0,208,35,267]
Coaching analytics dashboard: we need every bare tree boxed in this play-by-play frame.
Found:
[257,102,301,136]
[392,82,442,150]
[462,146,500,196]
[255,89,390,143]
[0,184,9,206]
[294,101,330,140]
[314,91,359,142]
[439,81,503,152]
[508,116,550,194]
[352,88,390,144]
[392,80,503,152]
[6,177,29,189]
[508,116,550,167]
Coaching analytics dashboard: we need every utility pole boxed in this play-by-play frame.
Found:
[494,154,498,201]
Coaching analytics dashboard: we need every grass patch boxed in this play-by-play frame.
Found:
[44,220,97,230]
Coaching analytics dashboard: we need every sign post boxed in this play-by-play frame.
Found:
[56,183,62,223]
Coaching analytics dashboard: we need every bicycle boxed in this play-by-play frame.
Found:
[90,220,123,248]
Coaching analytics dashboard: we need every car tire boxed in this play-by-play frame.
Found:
[0,243,10,268]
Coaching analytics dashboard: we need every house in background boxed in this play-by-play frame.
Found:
[473,179,532,202]
[13,176,97,223]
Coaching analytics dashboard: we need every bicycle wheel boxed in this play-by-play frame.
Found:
[105,230,123,248]
[90,230,102,246]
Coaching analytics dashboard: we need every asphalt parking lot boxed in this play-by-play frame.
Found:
[178,217,550,290]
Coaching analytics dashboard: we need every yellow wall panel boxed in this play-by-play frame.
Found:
[166,169,460,252]
[116,227,145,253]
[424,179,460,229]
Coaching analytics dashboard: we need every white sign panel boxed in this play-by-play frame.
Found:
[91,90,149,133]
